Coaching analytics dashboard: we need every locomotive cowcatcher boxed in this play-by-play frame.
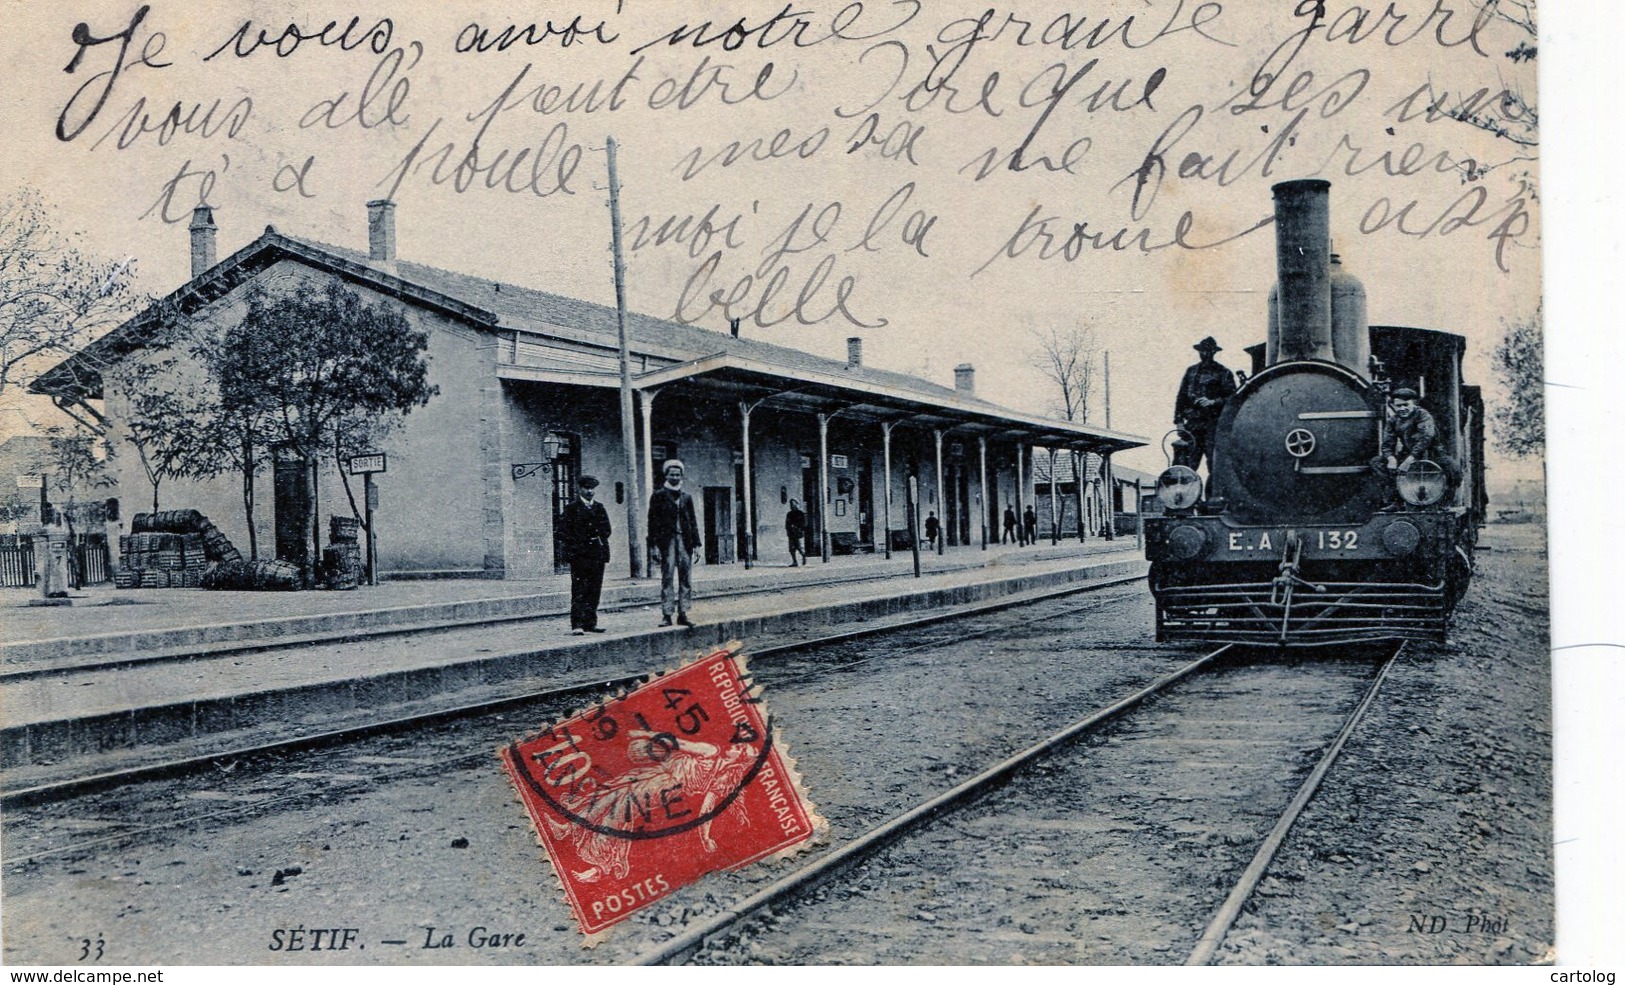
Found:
[1144,179,1487,646]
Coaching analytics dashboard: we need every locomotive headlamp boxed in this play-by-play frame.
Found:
[1396,460,1447,507]
[1155,466,1203,511]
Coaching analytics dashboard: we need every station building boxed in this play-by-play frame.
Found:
[34,202,1146,580]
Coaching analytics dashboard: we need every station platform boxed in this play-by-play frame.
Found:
[0,539,1147,795]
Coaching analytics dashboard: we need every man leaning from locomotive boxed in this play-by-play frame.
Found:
[1174,336,1238,474]
[1373,387,1459,508]
[648,459,701,627]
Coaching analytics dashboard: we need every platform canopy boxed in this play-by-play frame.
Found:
[625,351,1144,454]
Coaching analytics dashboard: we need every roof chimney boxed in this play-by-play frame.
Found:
[954,363,975,394]
[367,199,397,261]
[189,206,217,278]
[847,337,863,368]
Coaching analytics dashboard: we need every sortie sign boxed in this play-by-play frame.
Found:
[347,453,387,476]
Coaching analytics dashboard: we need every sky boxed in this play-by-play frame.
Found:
[0,0,1542,482]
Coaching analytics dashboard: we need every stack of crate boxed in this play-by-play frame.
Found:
[118,531,207,588]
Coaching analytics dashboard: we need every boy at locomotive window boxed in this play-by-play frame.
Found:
[559,475,611,634]
[1174,336,1239,475]
[648,459,700,626]
[1374,387,1460,501]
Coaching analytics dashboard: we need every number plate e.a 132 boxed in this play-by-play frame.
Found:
[1224,529,1364,554]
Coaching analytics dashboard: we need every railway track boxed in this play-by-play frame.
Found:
[637,641,1403,965]
[2,579,1148,867]
[1,572,1145,810]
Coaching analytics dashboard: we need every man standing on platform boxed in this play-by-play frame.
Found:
[648,459,700,627]
[785,499,806,567]
[560,475,611,635]
[1174,336,1238,476]
[1023,505,1038,546]
[1003,505,1018,544]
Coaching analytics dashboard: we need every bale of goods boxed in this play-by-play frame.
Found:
[329,515,361,544]
[132,509,206,534]
[202,559,301,591]
[321,543,363,590]
[201,526,242,565]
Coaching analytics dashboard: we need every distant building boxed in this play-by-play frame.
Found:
[35,203,1145,579]
[1031,449,1157,539]
[0,434,53,528]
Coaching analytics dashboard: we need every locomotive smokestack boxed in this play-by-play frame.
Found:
[1269,179,1335,365]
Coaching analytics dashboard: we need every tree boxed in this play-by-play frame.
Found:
[44,426,112,512]
[219,280,437,582]
[1491,303,1543,458]
[0,189,139,400]
[108,320,219,516]
[186,318,274,560]
[1029,324,1099,423]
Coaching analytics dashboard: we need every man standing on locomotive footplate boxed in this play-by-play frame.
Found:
[1174,336,1238,476]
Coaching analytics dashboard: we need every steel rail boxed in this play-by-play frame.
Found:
[1184,641,1405,965]
[635,644,1233,966]
[2,573,1143,823]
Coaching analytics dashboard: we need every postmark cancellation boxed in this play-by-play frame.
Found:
[500,641,825,940]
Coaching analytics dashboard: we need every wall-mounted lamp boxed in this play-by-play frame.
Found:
[511,432,564,480]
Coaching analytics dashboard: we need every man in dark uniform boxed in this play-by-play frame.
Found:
[1002,506,1018,544]
[559,475,611,635]
[647,459,701,626]
[924,511,940,550]
[785,499,806,566]
[1174,336,1238,475]
[1022,505,1038,546]
[1375,387,1458,508]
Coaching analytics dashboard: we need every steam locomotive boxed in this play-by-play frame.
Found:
[1144,179,1487,646]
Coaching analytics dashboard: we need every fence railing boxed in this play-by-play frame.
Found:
[0,534,111,589]
[1,538,35,588]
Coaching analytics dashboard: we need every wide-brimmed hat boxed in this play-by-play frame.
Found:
[1193,336,1222,354]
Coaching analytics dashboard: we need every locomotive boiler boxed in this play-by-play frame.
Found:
[1144,179,1487,646]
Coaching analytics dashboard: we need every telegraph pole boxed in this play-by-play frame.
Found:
[606,136,643,579]
[1104,350,1113,430]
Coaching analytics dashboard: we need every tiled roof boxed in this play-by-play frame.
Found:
[32,227,1144,451]
[285,234,1001,411]
[1032,448,1157,485]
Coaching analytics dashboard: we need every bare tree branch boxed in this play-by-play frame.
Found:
[0,188,142,400]
[1028,325,1099,423]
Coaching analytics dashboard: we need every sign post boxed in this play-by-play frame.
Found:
[18,474,46,524]
[347,453,387,586]
[907,475,921,579]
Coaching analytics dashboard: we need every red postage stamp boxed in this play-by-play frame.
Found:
[500,642,824,940]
